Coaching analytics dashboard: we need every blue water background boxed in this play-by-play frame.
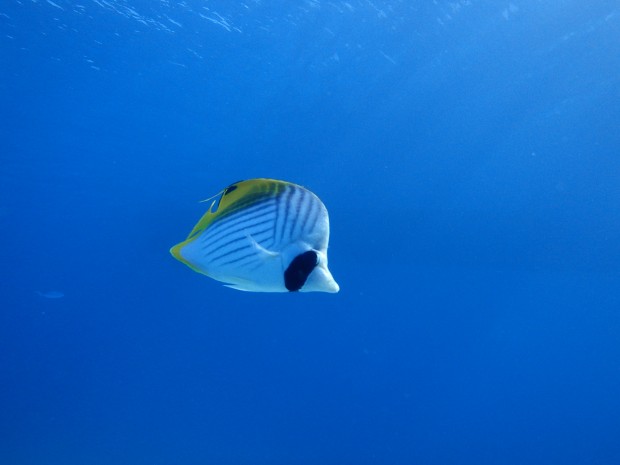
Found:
[1,1,620,463]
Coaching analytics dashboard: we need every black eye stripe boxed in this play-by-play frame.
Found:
[284,251,318,292]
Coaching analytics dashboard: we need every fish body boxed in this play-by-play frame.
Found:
[170,178,339,293]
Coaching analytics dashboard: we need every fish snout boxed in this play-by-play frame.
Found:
[303,262,339,293]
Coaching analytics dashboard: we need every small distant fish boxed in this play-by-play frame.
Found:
[171,178,339,293]
[36,290,65,299]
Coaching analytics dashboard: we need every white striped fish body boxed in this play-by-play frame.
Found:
[170,179,339,293]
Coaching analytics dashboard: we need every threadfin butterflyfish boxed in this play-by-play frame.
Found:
[170,178,339,293]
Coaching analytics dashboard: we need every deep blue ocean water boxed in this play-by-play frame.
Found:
[2,1,620,464]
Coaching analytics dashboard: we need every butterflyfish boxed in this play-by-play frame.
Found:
[170,178,339,293]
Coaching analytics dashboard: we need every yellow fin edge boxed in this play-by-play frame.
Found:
[169,240,208,275]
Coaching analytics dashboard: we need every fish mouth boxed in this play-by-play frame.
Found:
[302,264,339,293]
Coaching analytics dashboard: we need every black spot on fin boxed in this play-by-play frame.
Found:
[212,182,242,213]
[224,182,242,195]
[284,250,318,292]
